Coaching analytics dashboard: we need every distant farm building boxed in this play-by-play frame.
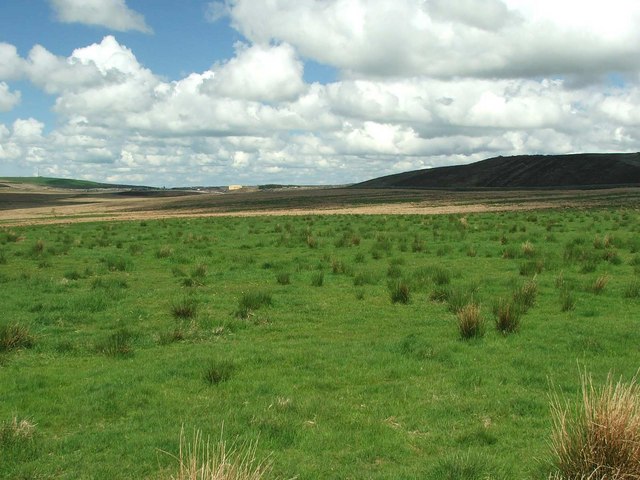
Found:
[228,185,243,191]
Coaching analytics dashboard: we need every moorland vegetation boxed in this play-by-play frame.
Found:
[1,207,639,478]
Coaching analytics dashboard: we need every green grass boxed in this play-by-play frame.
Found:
[0,208,638,478]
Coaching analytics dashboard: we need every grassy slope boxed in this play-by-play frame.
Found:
[0,209,639,478]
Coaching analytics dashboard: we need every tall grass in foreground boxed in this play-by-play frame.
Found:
[166,428,271,480]
[550,373,640,480]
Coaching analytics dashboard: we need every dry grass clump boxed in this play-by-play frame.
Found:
[513,278,538,311]
[167,428,271,480]
[0,417,36,447]
[457,303,484,340]
[0,323,34,352]
[156,245,174,258]
[493,298,521,334]
[550,373,640,480]
[521,241,535,257]
[591,275,609,295]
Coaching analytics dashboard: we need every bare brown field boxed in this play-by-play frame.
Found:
[1,182,639,226]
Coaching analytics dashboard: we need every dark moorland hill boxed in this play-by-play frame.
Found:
[354,153,640,189]
[0,176,144,190]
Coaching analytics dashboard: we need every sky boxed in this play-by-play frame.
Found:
[1,0,640,187]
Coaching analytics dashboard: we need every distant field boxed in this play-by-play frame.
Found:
[1,181,640,225]
[1,203,639,478]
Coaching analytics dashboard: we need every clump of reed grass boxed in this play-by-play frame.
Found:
[623,280,640,299]
[102,255,132,272]
[513,278,537,312]
[310,271,324,287]
[331,259,348,275]
[387,264,402,278]
[0,323,34,352]
[31,239,45,256]
[192,263,208,279]
[389,280,410,304]
[457,303,484,340]
[235,291,272,319]
[520,260,544,276]
[493,298,522,335]
[204,360,235,385]
[159,328,185,345]
[446,284,480,314]
[156,245,174,258]
[95,329,133,358]
[353,270,378,286]
[275,272,290,285]
[306,235,317,249]
[560,289,576,312]
[432,267,451,286]
[549,372,640,480]
[591,275,609,295]
[166,427,270,480]
[172,297,198,320]
[521,241,535,257]
[0,417,36,447]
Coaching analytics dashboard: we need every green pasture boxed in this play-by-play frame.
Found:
[1,208,639,478]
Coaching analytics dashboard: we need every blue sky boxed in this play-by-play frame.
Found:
[1,0,639,187]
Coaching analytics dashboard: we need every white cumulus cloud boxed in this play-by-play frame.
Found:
[202,43,305,102]
[225,0,640,80]
[0,43,26,80]
[0,83,20,111]
[49,0,152,33]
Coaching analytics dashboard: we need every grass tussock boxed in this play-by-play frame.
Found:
[0,323,34,352]
[204,360,235,386]
[95,329,133,358]
[236,291,272,319]
[156,245,174,258]
[431,267,451,286]
[493,298,522,335]
[623,280,640,299]
[560,289,576,312]
[550,372,640,480]
[389,280,410,304]
[310,271,324,287]
[275,272,290,285]
[457,303,484,340]
[513,278,537,311]
[0,417,36,447]
[521,241,536,257]
[172,297,198,320]
[166,428,270,480]
[446,284,479,314]
[591,275,609,295]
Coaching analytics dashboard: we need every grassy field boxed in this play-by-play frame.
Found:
[1,207,639,478]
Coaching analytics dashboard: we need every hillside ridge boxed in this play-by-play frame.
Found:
[354,153,640,189]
